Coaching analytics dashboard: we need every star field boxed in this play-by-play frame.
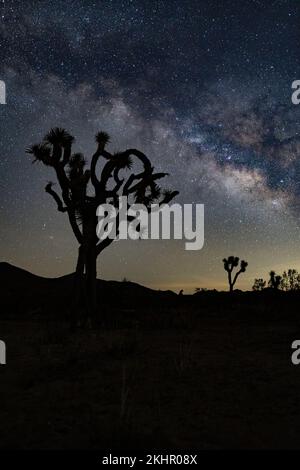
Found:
[0,0,300,291]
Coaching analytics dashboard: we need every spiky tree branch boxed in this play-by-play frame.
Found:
[45,182,67,212]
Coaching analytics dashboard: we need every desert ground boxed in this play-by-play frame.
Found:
[1,272,300,450]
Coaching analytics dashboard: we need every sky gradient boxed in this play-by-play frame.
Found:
[0,0,300,292]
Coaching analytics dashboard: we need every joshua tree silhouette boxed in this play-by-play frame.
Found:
[222,256,248,292]
[27,128,178,326]
[252,278,266,291]
[268,270,282,290]
[280,269,300,291]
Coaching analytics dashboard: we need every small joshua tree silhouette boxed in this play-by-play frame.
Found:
[252,278,266,291]
[280,269,300,291]
[27,128,178,327]
[268,270,282,290]
[223,256,248,292]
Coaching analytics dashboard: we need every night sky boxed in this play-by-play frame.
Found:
[1,0,300,292]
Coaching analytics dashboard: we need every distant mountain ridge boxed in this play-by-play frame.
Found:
[0,262,177,317]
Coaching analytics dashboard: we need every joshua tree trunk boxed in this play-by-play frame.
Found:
[76,214,98,326]
[86,246,97,326]
[71,245,97,328]
[228,272,233,292]
[71,245,85,329]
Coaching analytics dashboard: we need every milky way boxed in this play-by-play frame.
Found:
[0,0,300,292]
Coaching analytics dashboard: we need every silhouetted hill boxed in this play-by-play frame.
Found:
[2,262,300,323]
[0,262,177,318]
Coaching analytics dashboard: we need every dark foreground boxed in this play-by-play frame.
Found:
[1,263,300,449]
[1,314,300,449]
